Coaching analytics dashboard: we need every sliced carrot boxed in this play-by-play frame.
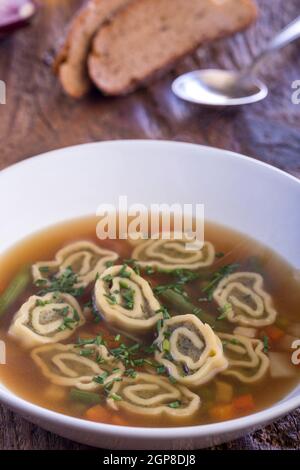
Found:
[209,404,236,422]
[85,405,128,426]
[265,325,285,342]
[85,404,111,423]
[233,394,255,412]
[111,415,128,426]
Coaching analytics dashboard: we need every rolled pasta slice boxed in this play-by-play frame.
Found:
[213,272,277,327]
[31,343,124,390]
[107,372,200,419]
[131,233,215,270]
[218,333,270,383]
[8,293,85,348]
[155,314,228,386]
[32,241,118,288]
[94,265,162,333]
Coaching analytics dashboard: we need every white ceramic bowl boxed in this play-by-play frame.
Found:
[0,140,299,449]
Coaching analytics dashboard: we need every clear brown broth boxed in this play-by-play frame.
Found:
[0,216,299,427]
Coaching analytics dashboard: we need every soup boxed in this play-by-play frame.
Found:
[0,216,299,428]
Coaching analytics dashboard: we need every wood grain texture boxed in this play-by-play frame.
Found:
[0,0,299,450]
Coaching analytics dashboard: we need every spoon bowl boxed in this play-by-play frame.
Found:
[172,69,268,106]
[172,16,300,107]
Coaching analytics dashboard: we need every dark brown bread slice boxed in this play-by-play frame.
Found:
[88,0,257,96]
[55,0,131,98]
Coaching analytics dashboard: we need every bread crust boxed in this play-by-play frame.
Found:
[55,0,131,98]
[88,0,258,96]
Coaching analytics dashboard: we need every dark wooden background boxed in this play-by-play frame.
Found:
[0,0,299,450]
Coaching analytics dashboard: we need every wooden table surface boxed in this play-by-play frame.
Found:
[0,0,299,450]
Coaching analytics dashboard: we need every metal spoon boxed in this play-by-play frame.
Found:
[172,16,300,106]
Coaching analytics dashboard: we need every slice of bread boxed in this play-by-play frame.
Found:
[55,0,131,98]
[89,0,257,96]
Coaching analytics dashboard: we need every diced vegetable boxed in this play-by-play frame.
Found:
[215,381,233,404]
[69,388,102,405]
[44,384,67,401]
[209,404,236,422]
[233,327,257,338]
[269,352,298,378]
[111,415,128,426]
[85,404,128,426]
[233,394,255,412]
[85,404,112,422]
[265,325,285,342]
[0,267,30,317]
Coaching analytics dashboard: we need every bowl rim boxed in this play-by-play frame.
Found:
[0,384,299,440]
[0,139,299,440]
[1,139,300,188]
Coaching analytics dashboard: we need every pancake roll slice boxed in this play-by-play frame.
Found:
[155,314,228,386]
[94,265,163,334]
[9,293,85,348]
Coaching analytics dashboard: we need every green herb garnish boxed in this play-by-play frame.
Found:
[217,302,232,320]
[168,375,177,384]
[36,266,84,297]
[145,266,155,275]
[156,306,170,319]
[118,264,131,279]
[202,264,239,300]
[168,400,181,409]
[93,371,109,385]
[263,335,269,353]
[105,260,114,268]
[109,393,122,401]
[119,281,135,310]
[104,293,117,305]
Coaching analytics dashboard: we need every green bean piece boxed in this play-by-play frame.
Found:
[160,289,231,332]
[69,388,102,405]
[0,267,31,317]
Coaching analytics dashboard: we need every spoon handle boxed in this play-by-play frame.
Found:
[248,16,300,74]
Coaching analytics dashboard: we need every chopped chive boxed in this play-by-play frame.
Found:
[105,261,114,268]
[39,266,50,273]
[79,349,93,357]
[156,365,166,375]
[202,264,239,300]
[156,306,170,319]
[109,393,122,401]
[104,293,117,305]
[162,339,170,353]
[217,302,232,320]
[168,375,177,384]
[118,264,131,279]
[93,371,109,384]
[168,400,181,409]
[103,274,113,283]
[263,335,269,353]
[145,266,155,275]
